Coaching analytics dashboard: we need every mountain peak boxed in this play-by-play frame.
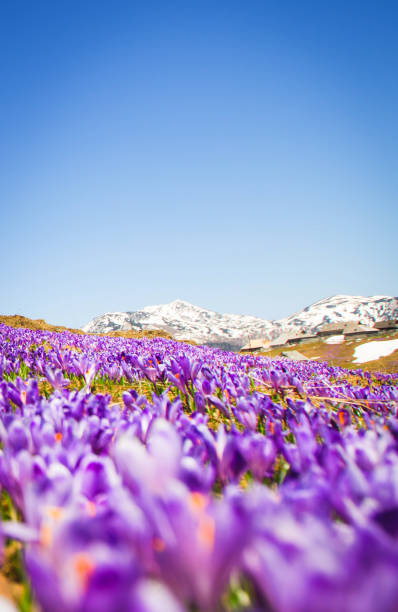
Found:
[168,299,194,307]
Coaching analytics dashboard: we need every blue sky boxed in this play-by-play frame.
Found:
[1,0,397,327]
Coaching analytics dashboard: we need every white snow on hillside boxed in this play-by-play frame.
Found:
[353,339,398,363]
[324,335,345,344]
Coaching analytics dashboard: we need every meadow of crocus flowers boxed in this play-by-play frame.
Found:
[1,322,398,611]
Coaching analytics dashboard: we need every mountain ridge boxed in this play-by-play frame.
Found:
[82,295,398,350]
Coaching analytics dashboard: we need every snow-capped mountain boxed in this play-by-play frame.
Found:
[82,295,398,350]
[270,295,398,339]
[82,300,275,350]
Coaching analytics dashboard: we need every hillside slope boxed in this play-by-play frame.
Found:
[0,315,173,341]
[0,315,85,335]
[263,329,398,373]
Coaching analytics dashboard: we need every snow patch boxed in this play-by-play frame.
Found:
[353,339,398,364]
[324,335,345,344]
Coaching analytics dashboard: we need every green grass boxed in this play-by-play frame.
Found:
[0,492,35,611]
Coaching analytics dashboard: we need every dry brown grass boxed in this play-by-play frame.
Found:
[0,314,176,342]
[105,328,173,340]
[0,314,85,334]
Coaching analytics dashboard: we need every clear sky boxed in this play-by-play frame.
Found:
[1,0,397,327]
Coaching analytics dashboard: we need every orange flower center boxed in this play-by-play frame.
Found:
[73,553,94,589]
[188,492,207,512]
[197,515,215,551]
[152,537,166,552]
